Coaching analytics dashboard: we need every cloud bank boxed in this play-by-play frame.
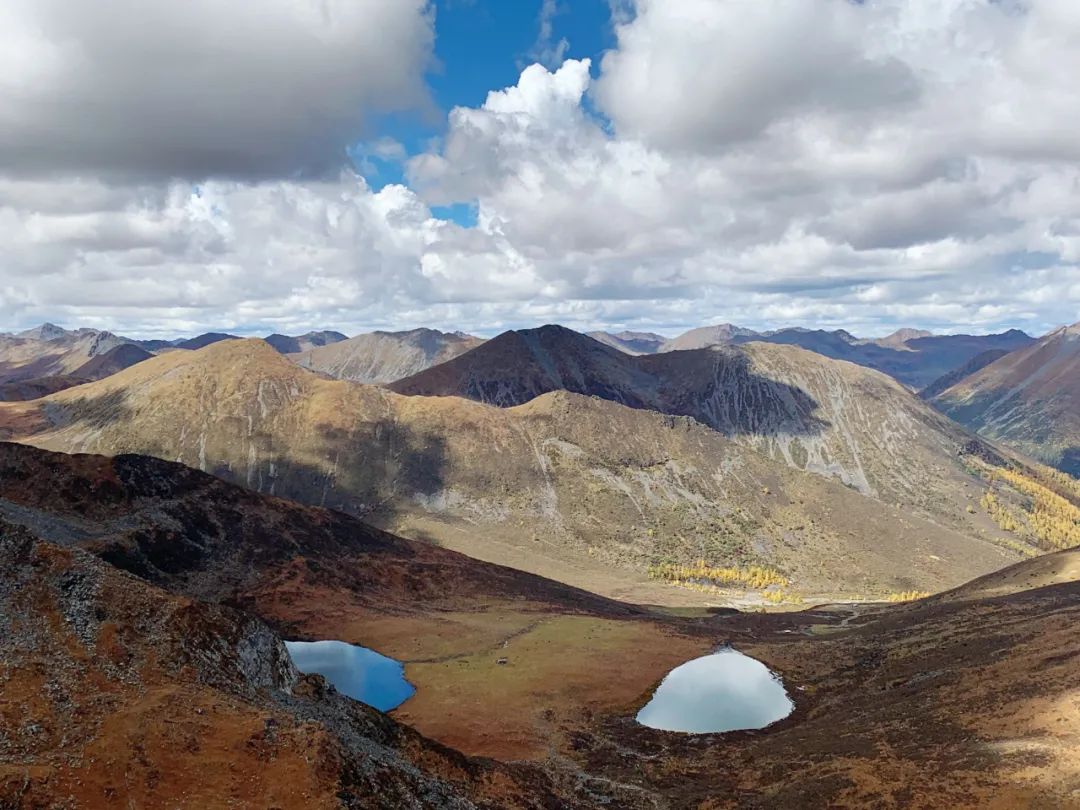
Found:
[1,0,1078,337]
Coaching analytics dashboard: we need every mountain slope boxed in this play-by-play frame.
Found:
[932,323,1080,476]
[292,328,485,384]
[264,330,347,354]
[650,324,1036,389]
[392,326,657,407]
[745,328,1035,390]
[0,341,154,401]
[0,444,652,808]
[0,375,86,402]
[0,339,1025,599]
[919,348,1012,401]
[71,342,154,379]
[391,325,993,510]
[0,328,133,383]
[3,443,1079,808]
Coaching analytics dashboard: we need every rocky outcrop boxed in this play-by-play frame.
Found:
[0,516,636,809]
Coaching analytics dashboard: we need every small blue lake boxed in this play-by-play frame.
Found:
[636,648,794,734]
[285,640,415,712]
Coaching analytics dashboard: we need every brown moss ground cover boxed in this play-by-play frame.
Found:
[3,443,1080,808]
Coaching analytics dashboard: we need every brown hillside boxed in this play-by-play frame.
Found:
[2,443,1079,807]
[0,523,639,808]
[292,328,484,384]
[0,340,1026,599]
[933,323,1080,476]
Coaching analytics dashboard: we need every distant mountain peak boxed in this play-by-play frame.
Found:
[612,330,665,341]
[658,323,759,352]
[173,332,240,351]
[886,328,933,339]
[17,322,69,341]
[287,327,485,384]
[586,330,667,355]
[875,328,933,348]
[264,330,347,354]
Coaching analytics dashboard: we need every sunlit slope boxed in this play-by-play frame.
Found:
[393,325,996,518]
[0,338,1022,597]
[933,323,1080,476]
[292,328,484,384]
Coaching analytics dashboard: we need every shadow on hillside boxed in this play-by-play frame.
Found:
[639,348,832,438]
[15,390,449,533]
[321,420,448,520]
[202,419,450,528]
[34,389,135,431]
[1059,448,1080,479]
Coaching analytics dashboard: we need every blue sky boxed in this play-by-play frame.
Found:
[354,0,617,208]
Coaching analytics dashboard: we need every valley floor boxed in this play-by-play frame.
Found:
[241,538,1080,807]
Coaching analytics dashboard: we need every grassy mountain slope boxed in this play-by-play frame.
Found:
[0,339,1024,598]
[292,328,485,384]
[391,325,996,512]
[932,323,1080,476]
[919,348,1012,401]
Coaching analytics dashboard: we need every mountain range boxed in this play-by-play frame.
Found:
[1,317,1078,808]
[3,318,1074,482]
[0,327,136,383]
[1,320,1039,395]
[590,324,1036,390]
[0,334,1048,602]
[932,323,1080,477]
[391,325,985,507]
[0,333,155,402]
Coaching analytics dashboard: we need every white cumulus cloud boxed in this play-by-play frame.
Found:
[1,0,1078,338]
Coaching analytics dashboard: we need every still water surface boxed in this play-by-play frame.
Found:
[636,649,794,733]
[285,640,415,712]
